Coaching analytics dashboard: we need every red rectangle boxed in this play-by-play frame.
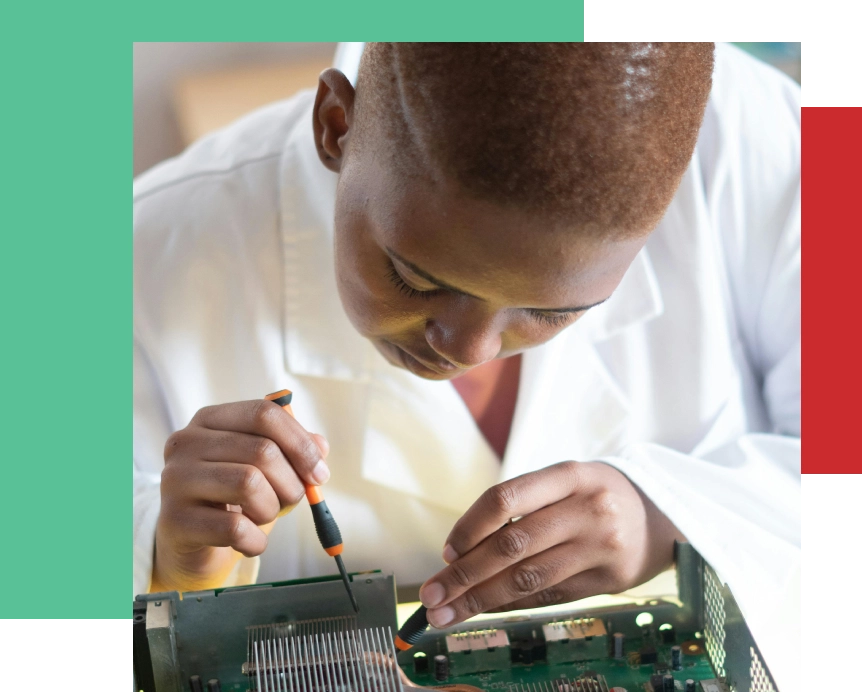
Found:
[802,107,862,473]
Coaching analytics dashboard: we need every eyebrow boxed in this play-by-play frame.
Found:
[386,247,612,313]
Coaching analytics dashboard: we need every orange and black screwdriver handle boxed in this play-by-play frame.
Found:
[264,390,344,557]
[395,605,429,651]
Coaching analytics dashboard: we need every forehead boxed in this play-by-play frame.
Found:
[346,156,649,309]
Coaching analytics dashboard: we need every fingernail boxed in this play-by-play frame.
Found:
[419,581,445,608]
[312,460,330,485]
[428,605,455,628]
[442,544,459,564]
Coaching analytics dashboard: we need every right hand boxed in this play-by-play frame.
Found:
[151,399,330,593]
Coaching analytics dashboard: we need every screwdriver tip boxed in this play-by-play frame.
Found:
[335,554,360,613]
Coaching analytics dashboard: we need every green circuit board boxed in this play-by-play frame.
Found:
[401,628,719,692]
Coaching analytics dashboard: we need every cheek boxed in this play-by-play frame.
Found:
[333,212,424,338]
[499,314,582,353]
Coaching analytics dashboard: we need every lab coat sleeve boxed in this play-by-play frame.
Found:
[598,49,800,692]
[133,338,261,597]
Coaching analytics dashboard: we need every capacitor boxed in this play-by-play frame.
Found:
[189,676,204,692]
[671,645,682,670]
[613,632,625,659]
[684,681,696,692]
[206,680,221,692]
[434,654,449,681]
[662,674,674,692]
[414,651,429,674]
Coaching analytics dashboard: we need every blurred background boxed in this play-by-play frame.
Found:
[133,42,801,178]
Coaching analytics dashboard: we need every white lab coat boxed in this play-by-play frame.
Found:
[134,44,799,690]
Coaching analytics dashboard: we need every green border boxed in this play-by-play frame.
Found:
[2,2,584,620]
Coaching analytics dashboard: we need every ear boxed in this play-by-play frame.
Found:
[312,68,356,173]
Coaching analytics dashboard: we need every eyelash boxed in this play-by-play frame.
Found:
[385,260,579,326]
[386,263,440,300]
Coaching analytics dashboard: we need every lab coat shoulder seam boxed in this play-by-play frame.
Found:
[133,152,283,205]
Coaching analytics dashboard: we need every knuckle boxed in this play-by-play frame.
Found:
[226,514,248,545]
[253,437,280,466]
[601,525,627,554]
[536,585,564,607]
[449,561,474,589]
[487,482,519,516]
[462,590,485,616]
[296,435,321,464]
[251,399,280,429]
[511,563,546,595]
[495,526,530,560]
[590,491,620,521]
[163,431,184,460]
[237,465,264,495]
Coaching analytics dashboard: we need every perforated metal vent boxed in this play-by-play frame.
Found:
[750,646,777,692]
[703,564,727,678]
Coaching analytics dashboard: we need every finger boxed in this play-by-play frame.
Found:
[164,504,268,558]
[425,542,592,628]
[420,508,571,609]
[443,462,583,562]
[164,460,281,526]
[167,428,307,510]
[484,567,611,612]
[311,433,330,459]
[193,400,330,487]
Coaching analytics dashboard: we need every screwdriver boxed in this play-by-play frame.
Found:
[265,389,359,613]
[394,605,429,651]
[394,519,516,649]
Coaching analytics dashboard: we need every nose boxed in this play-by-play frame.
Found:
[424,309,503,369]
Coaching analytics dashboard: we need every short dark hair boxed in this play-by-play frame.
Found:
[354,42,714,235]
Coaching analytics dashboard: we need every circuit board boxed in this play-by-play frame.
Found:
[399,622,722,692]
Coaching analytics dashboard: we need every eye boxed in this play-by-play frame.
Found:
[386,261,441,300]
[528,309,578,327]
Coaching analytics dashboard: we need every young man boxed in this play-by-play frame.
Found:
[134,43,799,667]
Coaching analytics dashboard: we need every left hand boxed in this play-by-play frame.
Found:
[418,461,685,628]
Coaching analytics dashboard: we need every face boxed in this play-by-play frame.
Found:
[315,71,651,382]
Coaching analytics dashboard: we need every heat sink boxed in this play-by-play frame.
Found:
[244,620,404,692]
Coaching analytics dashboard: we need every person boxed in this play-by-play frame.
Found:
[134,42,799,679]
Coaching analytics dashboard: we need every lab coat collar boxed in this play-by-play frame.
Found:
[278,96,377,382]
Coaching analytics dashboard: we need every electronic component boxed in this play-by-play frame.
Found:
[413,651,428,674]
[663,674,674,691]
[246,625,402,692]
[189,676,203,692]
[685,681,696,692]
[510,635,547,664]
[639,646,658,664]
[659,624,676,644]
[543,617,608,664]
[650,673,664,691]
[435,653,450,681]
[671,645,682,670]
[205,681,220,692]
[445,628,511,675]
[572,672,609,691]
[680,640,704,656]
[699,681,730,692]
[613,632,624,659]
